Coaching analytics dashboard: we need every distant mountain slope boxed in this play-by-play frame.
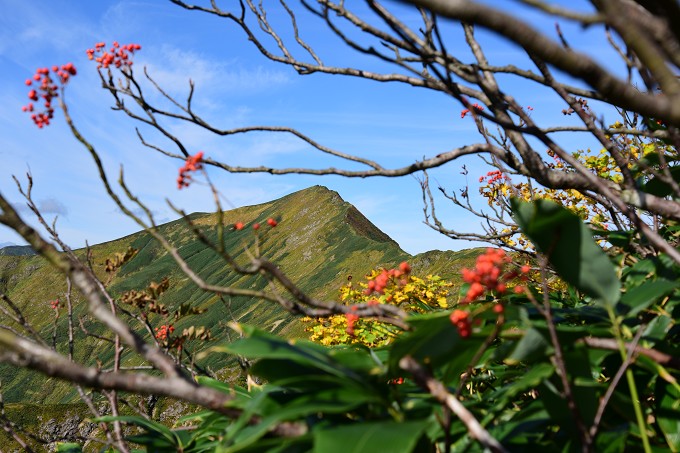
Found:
[0,185,481,404]
[0,245,35,256]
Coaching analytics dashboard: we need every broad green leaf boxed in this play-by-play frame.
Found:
[491,363,554,411]
[622,258,656,287]
[621,279,678,316]
[590,228,634,249]
[221,434,313,453]
[489,403,551,447]
[56,443,83,453]
[656,379,680,451]
[224,326,368,383]
[125,433,177,449]
[95,415,179,446]
[562,347,600,426]
[313,420,428,453]
[441,335,484,384]
[642,165,680,197]
[505,328,552,365]
[643,314,673,341]
[245,367,383,413]
[389,312,462,370]
[511,198,620,307]
[593,427,629,453]
[327,346,385,375]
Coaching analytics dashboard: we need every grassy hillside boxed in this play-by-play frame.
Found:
[0,185,481,405]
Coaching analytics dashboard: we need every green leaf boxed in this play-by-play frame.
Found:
[491,363,554,412]
[621,279,678,316]
[622,258,656,287]
[389,312,463,370]
[313,420,428,453]
[505,328,552,365]
[195,377,252,400]
[511,198,620,307]
[95,415,180,447]
[591,228,634,249]
[643,315,673,342]
[593,427,629,453]
[562,347,600,426]
[56,443,83,453]
[656,379,680,451]
[642,166,680,197]
[224,327,368,383]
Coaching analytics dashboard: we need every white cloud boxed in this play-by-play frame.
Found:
[11,198,68,216]
[139,46,291,100]
[0,1,95,58]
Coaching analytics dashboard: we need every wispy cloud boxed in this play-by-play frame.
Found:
[139,45,290,99]
[0,1,95,58]
[11,198,68,216]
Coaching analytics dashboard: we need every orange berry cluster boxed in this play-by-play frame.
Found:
[177,151,204,189]
[49,299,61,310]
[345,306,360,336]
[461,248,527,303]
[449,309,471,338]
[155,324,175,341]
[86,41,141,69]
[478,169,505,184]
[22,64,76,128]
[234,217,278,231]
[364,261,411,295]
[461,103,485,118]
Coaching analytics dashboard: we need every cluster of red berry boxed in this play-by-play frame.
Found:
[22,64,76,128]
[449,309,471,338]
[345,306,360,336]
[86,41,141,69]
[364,261,411,295]
[155,324,175,341]
[460,103,485,118]
[234,217,278,231]
[177,152,204,189]
[478,169,506,184]
[49,299,61,310]
[461,248,528,304]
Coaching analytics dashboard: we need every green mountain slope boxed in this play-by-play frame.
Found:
[0,185,481,404]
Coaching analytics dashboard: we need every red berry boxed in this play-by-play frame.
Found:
[399,261,411,274]
[234,222,244,230]
[253,223,260,230]
[267,218,277,227]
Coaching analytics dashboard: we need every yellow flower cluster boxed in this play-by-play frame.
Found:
[480,134,672,249]
[302,270,452,347]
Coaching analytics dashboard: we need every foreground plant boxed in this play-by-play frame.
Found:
[1,0,680,451]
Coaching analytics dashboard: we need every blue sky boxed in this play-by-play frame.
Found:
[0,0,615,254]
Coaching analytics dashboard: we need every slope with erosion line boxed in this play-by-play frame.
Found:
[0,185,481,404]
